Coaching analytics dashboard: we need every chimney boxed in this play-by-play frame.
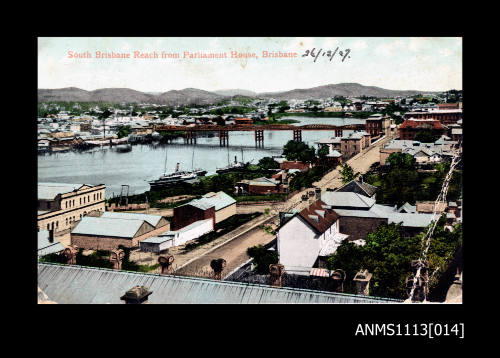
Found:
[353,269,372,295]
[62,245,78,265]
[359,175,363,183]
[330,269,345,293]
[235,155,237,164]
[175,163,179,172]
[210,258,227,280]
[109,249,125,270]
[158,255,174,275]
[269,263,285,287]
[315,187,322,200]
[120,286,152,304]
[48,229,54,243]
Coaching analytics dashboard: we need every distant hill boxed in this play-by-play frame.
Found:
[213,89,258,97]
[38,83,440,105]
[156,88,227,106]
[258,83,437,100]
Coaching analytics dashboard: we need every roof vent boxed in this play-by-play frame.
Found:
[315,210,325,218]
[120,286,152,304]
[308,215,320,223]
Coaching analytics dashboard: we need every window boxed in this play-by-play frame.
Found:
[88,195,90,202]
[83,197,86,204]
[94,194,96,201]
[47,223,50,230]
[56,221,58,228]
[65,201,68,209]
[80,198,82,205]
[66,218,68,225]
[73,200,75,206]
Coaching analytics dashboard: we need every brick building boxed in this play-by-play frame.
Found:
[398,119,446,140]
[280,160,311,171]
[38,183,106,234]
[172,191,236,230]
[234,117,253,125]
[365,114,391,137]
[236,177,284,195]
[403,109,462,125]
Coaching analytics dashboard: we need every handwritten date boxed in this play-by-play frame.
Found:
[302,47,351,63]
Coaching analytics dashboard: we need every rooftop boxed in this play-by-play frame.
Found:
[321,191,376,210]
[71,216,154,238]
[100,212,166,228]
[38,263,401,303]
[185,191,236,211]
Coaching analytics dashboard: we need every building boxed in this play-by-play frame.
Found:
[277,200,349,275]
[38,183,106,234]
[70,212,171,250]
[280,160,311,171]
[321,191,434,241]
[365,114,391,137]
[437,102,461,110]
[236,177,284,195]
[398,119,446,140]
[403,109,462,125]
[336,178,378,199]
[340,131,371,159]
[380,138,457,165]
[234,117,253,126]
[140,218,213,252]
[172,191,236,230]
[38,230,65,258]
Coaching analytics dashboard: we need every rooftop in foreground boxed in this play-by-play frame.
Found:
[38,263,401,304]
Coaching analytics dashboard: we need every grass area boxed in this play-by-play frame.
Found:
[182,212,262,252]
[150,197,199,209]
[235,193,287,202]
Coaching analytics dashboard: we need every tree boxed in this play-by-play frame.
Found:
[317,145,329,159]
[214,116,225,126]
[386,152,416,169]
[117,125,131,139]
[282,140,316,162]
[247,245,279,275]
[340,163,359,184]
[414,129,437,143]
[258,157,280,170]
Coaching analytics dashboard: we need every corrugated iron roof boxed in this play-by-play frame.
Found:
[37,263,401,304]
[100,212,165,228]
[321,191,376,209]
[71,216,154,238]
[185,191,236,211]
[38,230,65,257]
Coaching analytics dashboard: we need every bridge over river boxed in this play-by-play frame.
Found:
[155,123,366,146]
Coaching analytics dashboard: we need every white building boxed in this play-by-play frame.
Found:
[277,200,348,275]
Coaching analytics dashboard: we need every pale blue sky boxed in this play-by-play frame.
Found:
[38,37,462,93]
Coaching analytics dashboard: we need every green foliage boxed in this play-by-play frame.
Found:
[75,249,114,269]
[258,157,280,170]
[116,125,131,139]
[413,129,438,143]
[340,163,360,184]
[282,140,316,162]
[39,252,66,264]
[317,146,329,159]
[247,245,279,274]
[326,218,462,299]
[288,162,332,192]
[373,153,462,206]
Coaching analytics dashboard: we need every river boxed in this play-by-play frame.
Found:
[38,116,365,198]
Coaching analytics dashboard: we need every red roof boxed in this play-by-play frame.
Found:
[399,119,444,130]
[298,200,339,234]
